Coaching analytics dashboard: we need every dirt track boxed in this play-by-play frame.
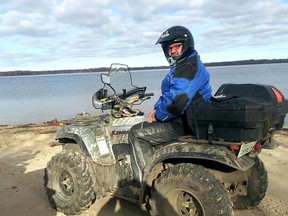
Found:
[0,124,288,216]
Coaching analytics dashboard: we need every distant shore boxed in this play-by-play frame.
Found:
[1,58,287,77]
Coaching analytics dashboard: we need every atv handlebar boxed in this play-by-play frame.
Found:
[139,92,154,99]
[143,93,154,97]
[93,87,154,111]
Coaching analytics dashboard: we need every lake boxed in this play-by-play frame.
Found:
[0,63,287,126]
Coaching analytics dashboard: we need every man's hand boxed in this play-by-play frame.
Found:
[146,109,157,123]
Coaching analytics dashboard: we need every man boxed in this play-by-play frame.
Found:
[128,25,212,186]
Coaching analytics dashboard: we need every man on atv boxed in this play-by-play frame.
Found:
[128,25,212,186]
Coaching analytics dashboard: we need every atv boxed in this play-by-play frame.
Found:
[44,63,288,216]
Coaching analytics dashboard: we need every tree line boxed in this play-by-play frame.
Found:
[1,58,287,77]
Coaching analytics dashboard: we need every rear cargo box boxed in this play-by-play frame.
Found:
[186,84,288,142]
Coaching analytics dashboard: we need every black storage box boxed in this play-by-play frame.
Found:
[186,84,288,142]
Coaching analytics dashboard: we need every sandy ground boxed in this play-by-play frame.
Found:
[0,124,288,216]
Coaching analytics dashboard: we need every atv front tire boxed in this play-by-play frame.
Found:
[44,150,95,215]
[233,156,268,209]
[149,163,233,216]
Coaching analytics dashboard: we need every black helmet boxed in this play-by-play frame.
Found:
[156,25,194,66]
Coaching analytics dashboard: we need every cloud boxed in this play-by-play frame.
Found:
[0,0,287,71]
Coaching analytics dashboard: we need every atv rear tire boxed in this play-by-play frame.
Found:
[44,150,95,215]
[233,156,268,209]
[149,163,233,216]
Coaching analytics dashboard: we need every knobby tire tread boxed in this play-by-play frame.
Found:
[149,163,234,216]
[44,150,95,215]
[233,156,268,210]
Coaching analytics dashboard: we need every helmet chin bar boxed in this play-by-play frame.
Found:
[167,55,180,66]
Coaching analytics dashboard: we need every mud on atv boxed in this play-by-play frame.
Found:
[44,63,288,216]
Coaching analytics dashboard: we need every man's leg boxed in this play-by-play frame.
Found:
[128,118,184,184]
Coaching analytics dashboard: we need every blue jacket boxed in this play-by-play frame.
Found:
[154,50,212,121]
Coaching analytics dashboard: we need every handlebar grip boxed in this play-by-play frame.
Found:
[144,93,154,97]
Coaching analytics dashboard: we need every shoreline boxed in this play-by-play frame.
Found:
[1,121,288,129]
[0,119,65,128]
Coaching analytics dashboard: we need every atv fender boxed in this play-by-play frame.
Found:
[146,142,255,171]
[139,142,255,203]
[55,124,115,165]
[56,132,89,154]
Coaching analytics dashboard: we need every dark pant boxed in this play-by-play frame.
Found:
[128,117,185,183]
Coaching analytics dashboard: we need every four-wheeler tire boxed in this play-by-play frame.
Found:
[44,150,95,215]
[149,163,233,216]
[233,156,268,210]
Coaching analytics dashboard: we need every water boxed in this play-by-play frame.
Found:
[1,63,287,125]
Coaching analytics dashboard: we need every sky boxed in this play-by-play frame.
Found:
[0,0,287,72]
